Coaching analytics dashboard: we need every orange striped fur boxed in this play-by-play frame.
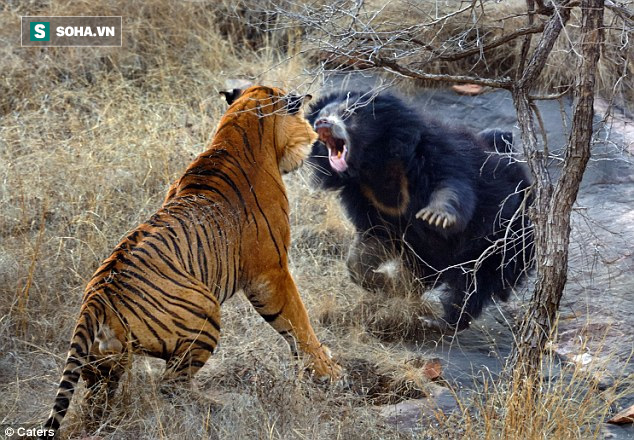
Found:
[43,86,342,436]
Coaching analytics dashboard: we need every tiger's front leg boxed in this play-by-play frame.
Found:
[246,269,342,382]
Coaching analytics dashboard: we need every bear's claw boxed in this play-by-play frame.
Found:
[416,207,457,229]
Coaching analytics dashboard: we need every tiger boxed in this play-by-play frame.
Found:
[42,85,342,437]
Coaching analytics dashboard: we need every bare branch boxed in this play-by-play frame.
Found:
[605,0,634,22]
[407,23,546,63]
[518,0,574,89]
[366,57,514,89]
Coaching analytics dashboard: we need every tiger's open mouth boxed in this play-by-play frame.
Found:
[315,120,348,173]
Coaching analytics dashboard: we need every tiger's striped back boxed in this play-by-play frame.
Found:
[43,86,342,437]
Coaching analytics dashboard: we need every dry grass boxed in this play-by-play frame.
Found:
[423,354,633,440]
[0,1,432,438]
[0,1,630,439]
[311,0,633,109]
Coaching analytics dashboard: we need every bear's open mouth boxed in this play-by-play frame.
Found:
[315,123,348,173]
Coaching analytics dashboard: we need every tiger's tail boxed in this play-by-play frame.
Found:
[43,300,104,436]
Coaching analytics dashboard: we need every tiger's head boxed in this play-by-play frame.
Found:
[220,86,318,174]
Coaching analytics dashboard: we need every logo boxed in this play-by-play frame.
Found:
[29,21,50,41]
[22,17,122,47]
[2,426,55,437]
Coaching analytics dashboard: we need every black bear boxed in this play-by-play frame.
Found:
[307,89,534,332]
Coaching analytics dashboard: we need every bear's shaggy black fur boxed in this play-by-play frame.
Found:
[307,89,534,331]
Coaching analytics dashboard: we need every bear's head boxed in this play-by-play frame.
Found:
[307,90,423,178]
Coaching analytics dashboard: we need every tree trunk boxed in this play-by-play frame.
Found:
[509,0,605,377]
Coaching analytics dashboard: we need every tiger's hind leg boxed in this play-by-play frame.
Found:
[162,346,213,395]
[246,269,342,382]
[80,323,127,423]
[161,305,221,395]
[80,352,128,427]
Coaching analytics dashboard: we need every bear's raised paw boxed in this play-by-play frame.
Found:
[416,206,457,229]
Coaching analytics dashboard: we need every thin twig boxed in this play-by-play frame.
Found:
[605,0,634,22]
[404,23,547,62]
[371,57,514,89]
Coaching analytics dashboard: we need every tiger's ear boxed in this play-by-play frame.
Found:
[285,94,312,114]
[219,88,243,105]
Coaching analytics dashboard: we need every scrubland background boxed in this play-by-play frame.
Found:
[0,1,632,439]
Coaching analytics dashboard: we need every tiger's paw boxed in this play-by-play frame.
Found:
[308,345,343,383]
[416,206,457,229]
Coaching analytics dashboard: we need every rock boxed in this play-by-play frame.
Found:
[421,358,443,380]
[547,323,626,390]
[404,356,443,380]
[426,383,460,414]
[601,423,634,440]
[451,84,484,95]
[571,352,593,366]
[608,404,634,425]
[377,399,428,431]
[374,383,459,432]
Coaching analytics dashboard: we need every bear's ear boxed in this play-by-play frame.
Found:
[285,93,312,114]
[219,88,243,105]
